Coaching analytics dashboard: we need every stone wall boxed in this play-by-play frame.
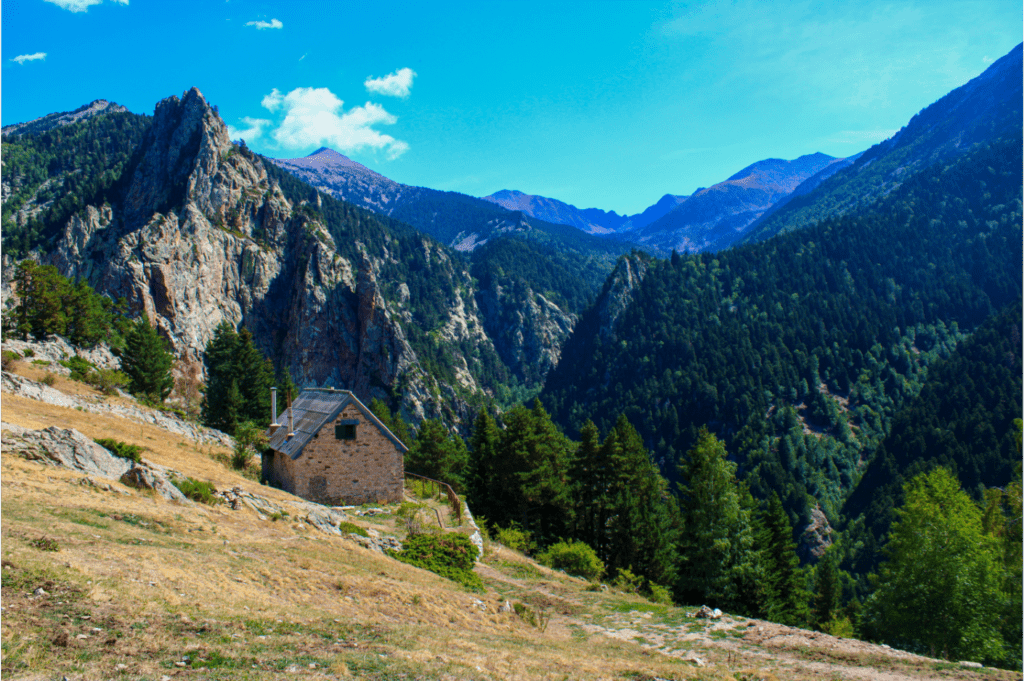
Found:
[265,404,404,506]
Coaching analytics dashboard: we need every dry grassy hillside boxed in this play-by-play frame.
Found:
[1,365,1017,681]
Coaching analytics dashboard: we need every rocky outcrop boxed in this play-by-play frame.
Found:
[1,99,129,137]
[475,283,575,385]
[597,253,651,342]
[798,505,834,562]
[0,424,189,503]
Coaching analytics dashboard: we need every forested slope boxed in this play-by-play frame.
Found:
[842,298,1023,573]
[541,134,1022,524]
[1,109,152,256]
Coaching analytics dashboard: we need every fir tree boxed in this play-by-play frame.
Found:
[676,428,757,611]
[120,314,174,402]
[757,493,808,626]
[407,419,470,491]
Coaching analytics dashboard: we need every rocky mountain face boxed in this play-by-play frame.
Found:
[745,42,1024,243]
[1,99,128,137]
[630,153,842,253]
[8,87,560,427]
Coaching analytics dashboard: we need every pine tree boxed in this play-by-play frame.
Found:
[120,314,174,402]
[407,419,469,491]
[758,493,808,626]
[202,322,241,433]
[235,328,273,425]
[468,409,503,520]
[603,414,679,590]
[812,554,841,629]
[676,428,757,611]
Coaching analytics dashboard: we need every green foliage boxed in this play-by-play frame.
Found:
[756,493,809,626]
[171,477,219,505]
[406,419,469,491]
[12,260,126,347]
[859,468,1004,664]
[120,314,174,402]
[232,421,268,470]
[201,323,274,436]
[389,532,482,591]
[512,601,550,631]
[368,398,413,448]
[39,372,57,386]
[1,109,151,257]
[87,368,129,395]
[337,521,368,537]
[536,540,604,581]
[543,135,1022,529]
[812,554,842,630]
[843,299,1023,576]
[612,567,643,594]
[94,438,143,463]
[60,355,94,381]
[494,525,534,554]
[29,537,60,552]
[675,429,757,612]
[2,350,21,370]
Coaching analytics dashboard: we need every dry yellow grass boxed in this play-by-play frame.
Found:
[2,371,1016,681]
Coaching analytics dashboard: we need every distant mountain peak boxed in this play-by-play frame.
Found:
[2,98,129,137]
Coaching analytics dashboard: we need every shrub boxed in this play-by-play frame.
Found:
[88,368,129,396]
[31,359,50,366]
[2,350,21,370]
[646,583,674,605]
[29,536,60,552]
[171,476,218,504]
[535,540,604,581]
[513,602,550,631]
[94,438,143,463]
[60,355,94,382]
[390,532,482,590]
[338,521,369,537]
[612,567,643,594]
[494,524,534,554]
[40,372,57,386]
[232,421,268,470]
[21,348,34,358]
[821,616,854,638]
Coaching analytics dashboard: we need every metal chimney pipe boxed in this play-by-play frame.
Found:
[287,390,295,439]
[271,387,278,426]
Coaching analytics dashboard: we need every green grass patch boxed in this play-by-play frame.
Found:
[338,521,368,537]
[93,438,143,463]
[170,477,219,504]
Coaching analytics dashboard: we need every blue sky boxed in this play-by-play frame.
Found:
[2,0,1020,215]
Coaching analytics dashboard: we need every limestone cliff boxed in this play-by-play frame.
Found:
[22,88,497,426]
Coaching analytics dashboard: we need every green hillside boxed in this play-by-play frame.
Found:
[542,134,1023,525]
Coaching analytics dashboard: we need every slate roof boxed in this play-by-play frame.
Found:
[267,389,409,460]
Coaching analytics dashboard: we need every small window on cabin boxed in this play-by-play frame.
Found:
[335,423,356,440]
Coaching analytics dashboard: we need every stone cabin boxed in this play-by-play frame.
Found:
[262,388,408,506]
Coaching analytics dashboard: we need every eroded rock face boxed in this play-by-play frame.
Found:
[799,505,834,562]
[27,87,490,425]
[597,253,650,342]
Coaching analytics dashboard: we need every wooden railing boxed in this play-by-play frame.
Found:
[404,471,462,525]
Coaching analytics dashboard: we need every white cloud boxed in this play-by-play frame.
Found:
[364,67,416,98]
[254,87,409,159]
[43,0,126,12]
[227,116,271,144]
[982,55,994,63]
[245,18,283,30]
[12,52,47,64]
